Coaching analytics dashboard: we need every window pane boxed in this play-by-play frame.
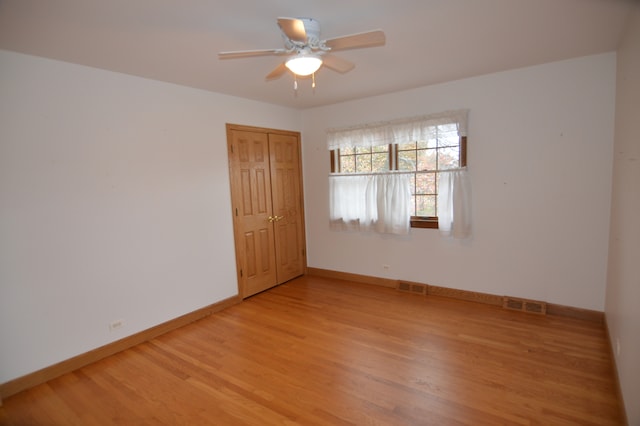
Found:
[427,172,437,194]
[398,150,416,171]
[340,146,355,155]
[356,146,371,154]
[416,140,430,149]
[417,148,437,171]
[372,144,388,153]
[356,154,371,173]
[415,173,427,195]
[439,134,459,148]
[340,155,355,173]
[371,152,389,172]
[406,173,416,195]
[416,172,436,195]
[438,146,460,169]
[409,194,416,216]
[398,142,416,151]
[416,195,436,217]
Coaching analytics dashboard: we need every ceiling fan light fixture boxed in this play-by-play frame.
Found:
[285,54,322,76]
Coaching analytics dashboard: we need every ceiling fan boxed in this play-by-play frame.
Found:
[218,17,385,85]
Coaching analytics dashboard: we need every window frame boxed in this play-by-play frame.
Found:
[330,136,467,229]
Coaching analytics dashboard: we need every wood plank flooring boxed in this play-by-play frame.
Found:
[0,275,624,425]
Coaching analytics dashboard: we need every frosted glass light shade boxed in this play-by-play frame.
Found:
[285,55,322,76]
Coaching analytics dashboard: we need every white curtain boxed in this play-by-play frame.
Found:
[437,168,472,239]
[327,109,468,150]
[330,173,411,235]
[329,175,372,231]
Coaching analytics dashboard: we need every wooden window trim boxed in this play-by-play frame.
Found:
[410,216,439,229]
[460,136,467,167]
[330,149,337,173]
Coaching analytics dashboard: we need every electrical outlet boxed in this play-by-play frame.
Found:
[383,264,390,270]
[109,319,125,331]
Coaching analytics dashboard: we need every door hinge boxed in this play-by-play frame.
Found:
[235,207,238,216]
[230,144,234,154]
[240,269,243,277]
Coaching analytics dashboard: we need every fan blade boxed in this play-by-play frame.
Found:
[325,30,385,51]
[277,17,307,43]
[218,49,285,60]
[266,63,288,81]
[321,54,355,74]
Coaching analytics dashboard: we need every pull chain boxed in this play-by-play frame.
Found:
[291,73,318,94]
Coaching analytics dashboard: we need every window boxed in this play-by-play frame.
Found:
[337,145,390,174]
[328,111,468,229]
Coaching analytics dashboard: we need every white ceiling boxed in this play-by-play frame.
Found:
[0,0,634,109]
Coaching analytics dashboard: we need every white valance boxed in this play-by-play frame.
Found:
[326,109,468,150]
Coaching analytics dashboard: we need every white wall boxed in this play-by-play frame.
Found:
[0,50,300,384]
[605,4,640,424]
[302,53,616,312]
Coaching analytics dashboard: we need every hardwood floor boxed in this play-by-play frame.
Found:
[0,275,624,425]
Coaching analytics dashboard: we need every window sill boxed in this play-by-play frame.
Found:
[410,217,438,229]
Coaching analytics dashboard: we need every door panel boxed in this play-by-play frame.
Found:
[269,133,305,283]
[229,130,277,297]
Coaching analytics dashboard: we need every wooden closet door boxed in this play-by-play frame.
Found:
[227,124,306,298]
[269,133,306,283]
[228,129,277,297]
